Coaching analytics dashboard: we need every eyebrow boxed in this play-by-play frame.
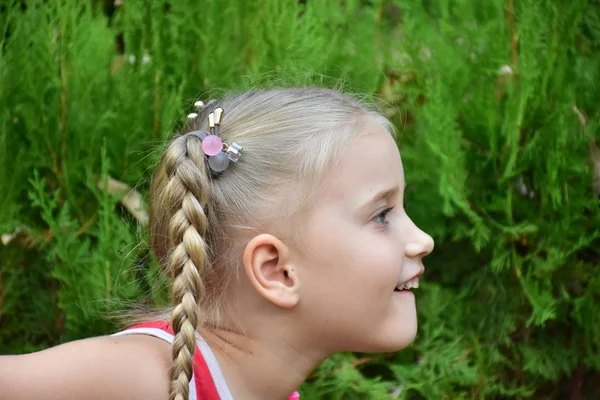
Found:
[360,183,405,209]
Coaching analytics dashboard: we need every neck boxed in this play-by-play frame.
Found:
[199,319,324,400]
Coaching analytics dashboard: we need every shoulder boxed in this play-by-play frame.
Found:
[0,333,172,400]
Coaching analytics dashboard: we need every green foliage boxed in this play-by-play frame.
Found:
[1,0,599,398]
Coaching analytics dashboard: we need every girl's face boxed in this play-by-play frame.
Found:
[296,123,434,353]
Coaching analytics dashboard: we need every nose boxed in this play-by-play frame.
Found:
[404,225,435,259]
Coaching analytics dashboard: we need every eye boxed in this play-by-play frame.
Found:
[373,206,395,224]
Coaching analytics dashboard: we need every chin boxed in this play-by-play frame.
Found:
[381,328,418,353]
[355,321,418,353]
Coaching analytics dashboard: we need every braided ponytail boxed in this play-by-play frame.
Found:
[152,134,212,400]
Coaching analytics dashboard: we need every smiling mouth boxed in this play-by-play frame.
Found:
[394,277,420,292]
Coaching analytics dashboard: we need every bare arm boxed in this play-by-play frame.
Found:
[0,334,171,400]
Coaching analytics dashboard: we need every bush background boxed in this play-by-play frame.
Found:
[1,0,599,398]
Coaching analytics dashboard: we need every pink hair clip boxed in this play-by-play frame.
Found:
[185,106,243,176]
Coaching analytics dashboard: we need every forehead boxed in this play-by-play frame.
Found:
[321,124,404,204]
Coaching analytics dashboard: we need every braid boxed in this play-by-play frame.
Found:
[161,134,211,400]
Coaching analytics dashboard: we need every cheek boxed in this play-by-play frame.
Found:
[359,230,404,291]
[302,209,405,296]
[314,225,403,293]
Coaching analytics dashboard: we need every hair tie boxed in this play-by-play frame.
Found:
[185,106,243,176]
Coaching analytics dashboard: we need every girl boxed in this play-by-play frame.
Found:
[0,87,434,400]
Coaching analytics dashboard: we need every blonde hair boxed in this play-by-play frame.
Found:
[148,87,392,400]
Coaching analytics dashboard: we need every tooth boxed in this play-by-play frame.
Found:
[397,279,421,291]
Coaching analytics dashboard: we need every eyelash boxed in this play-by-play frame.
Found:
[374,206,395,224]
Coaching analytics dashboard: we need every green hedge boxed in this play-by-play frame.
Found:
[1,0,599,398]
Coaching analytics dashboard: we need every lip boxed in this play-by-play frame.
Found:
[397,268,424,286]
[392,268,424,295]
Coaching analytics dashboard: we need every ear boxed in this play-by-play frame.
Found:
[242,234,300,308]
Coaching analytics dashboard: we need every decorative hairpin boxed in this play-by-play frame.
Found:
[185,106,243,176]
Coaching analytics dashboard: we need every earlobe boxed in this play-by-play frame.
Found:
[242,234,300,309]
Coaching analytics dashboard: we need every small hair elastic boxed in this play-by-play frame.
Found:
[185,106,243,176]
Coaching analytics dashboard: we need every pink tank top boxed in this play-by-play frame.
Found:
[112,320,300,400]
